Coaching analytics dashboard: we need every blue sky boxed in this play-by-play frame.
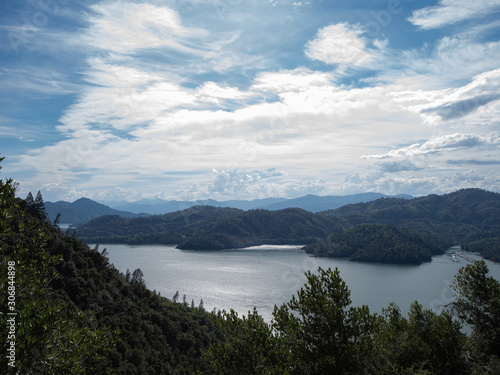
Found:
[1,0,500,202]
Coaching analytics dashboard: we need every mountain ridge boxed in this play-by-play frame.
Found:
[50,192,413,221]
[75,188,500,263]
[109,193,413,214]
[45,197,149,225]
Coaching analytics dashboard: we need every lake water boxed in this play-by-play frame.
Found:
[100,244,500,322]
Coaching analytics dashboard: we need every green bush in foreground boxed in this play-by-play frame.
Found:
[205,265,500,374]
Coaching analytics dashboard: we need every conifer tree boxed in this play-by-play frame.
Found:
[34,190,47,220]
[131,268,145,286]
[172,290,179,303]
[25,191,34,207]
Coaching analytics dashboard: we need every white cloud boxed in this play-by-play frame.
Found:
[196,82,252,103]
[8,0,500,202]
[305,23,372,66]
[208,168,285,196]
[85,3,204,54]
[362,133,499,159]
[253,68,334,93]
[342,168,500,197]
[409,0,500,30]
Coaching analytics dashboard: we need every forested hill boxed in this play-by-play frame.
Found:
[1,169,219,373]
[77,206,338,249]
[176,208,338,250]
[76,206,243,245]
[317,188,500,250]
[75,188,500,262]
[304,223,446,264]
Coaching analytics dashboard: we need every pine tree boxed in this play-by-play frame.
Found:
[34,190,47,220]
[131,268,145,286]
[172,290,179,303]
[25,191,34,207]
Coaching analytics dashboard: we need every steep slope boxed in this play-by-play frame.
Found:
[1,177,218,374]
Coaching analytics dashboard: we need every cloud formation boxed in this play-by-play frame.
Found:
[409,0,500,30]
[362,133,500,160]
[305,23,372,66]
[2,0,500,201]
[85,3,204,54]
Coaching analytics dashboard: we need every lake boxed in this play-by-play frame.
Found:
[100,243,500,322]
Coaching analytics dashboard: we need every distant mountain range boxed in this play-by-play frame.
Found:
[107,192,413,214]
[47,193,412,225]
[45,198,149,225]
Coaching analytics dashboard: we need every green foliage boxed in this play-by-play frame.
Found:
[462,237,500,262]
[24,190,48,220]
[1,168,115,374]
[204,264,500,375]
[204,308,288,375]
[130,268,145,286]
[319,188,500,260]
[451,260,500,371]
[272,267,377,374]
[34,190,47,220]
[0,160,218,374]
[374,302,466,374]
[178,208,335,250]
[305,224,446,264]
[76,206,242,245]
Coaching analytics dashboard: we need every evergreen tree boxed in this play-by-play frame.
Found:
[131,268,145,286]
[451,260,500,372]
[172,290,179,303]
[273,267,377,374]
[125,269,131,282]
[1,160,115,374]
[25,191,34,207]
[204,308,287,375]
[34,190,47,220]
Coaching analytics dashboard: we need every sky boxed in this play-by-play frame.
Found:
[1,0,500,203]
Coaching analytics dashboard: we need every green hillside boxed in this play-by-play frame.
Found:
[76,206,243,245]
[1,167,218,374]
[177,208,342,250]
[304,223,446,264]
[316,188,500,261]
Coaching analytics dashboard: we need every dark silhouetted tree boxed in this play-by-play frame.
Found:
[131,268,145,286]
[172,290,179,303]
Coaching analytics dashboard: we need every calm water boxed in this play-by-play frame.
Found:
[100,244,500,322]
